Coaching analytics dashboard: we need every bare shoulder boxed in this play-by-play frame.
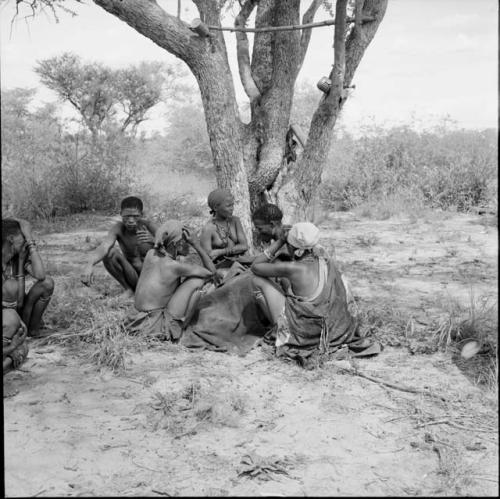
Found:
[201,220,216,233]
[110,221,124,235]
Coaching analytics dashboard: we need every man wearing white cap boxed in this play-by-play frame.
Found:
[251,222,377,363]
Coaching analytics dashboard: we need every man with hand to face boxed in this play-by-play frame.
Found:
[81,196,158,298]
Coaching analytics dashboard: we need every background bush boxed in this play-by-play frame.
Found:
[320,123,497,213]
[2,78,497,222]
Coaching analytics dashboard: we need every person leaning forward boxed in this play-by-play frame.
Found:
[81,196,158,298]
[124,220,222,341]
[2,218,54,340]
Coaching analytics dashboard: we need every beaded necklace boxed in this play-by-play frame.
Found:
[213,218,232,246]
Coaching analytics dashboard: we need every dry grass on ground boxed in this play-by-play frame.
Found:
[3,210,498,497]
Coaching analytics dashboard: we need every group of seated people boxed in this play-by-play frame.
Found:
[3,190,378,378]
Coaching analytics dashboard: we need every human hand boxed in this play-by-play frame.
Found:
[81,264,94,286]
[182,227,199,247]
[275,225,291,242]
[136,228,154,246]
[19,241,30,261]
[12,321,28,347]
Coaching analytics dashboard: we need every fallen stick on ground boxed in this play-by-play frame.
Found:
[131,458,161,473]
[416,419,497,433]
[30,489,47,497]
[339,367,447,401]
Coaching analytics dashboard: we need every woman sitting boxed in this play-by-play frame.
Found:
[250,222,379,365]
[200,188,249,269]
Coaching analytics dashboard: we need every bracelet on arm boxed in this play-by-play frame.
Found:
[16,274,25,279]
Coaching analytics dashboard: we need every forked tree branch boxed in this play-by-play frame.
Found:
[344,0,388,86]
[297,0,323,72]
[235,0,261,103]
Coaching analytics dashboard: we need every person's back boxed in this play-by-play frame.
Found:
[281,256,321,299]
[134,249,183,311]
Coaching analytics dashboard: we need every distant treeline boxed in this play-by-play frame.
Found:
[1,83,497,220]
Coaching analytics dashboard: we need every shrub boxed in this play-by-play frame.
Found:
[321,123,497,214]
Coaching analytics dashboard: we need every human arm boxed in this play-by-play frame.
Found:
[224,217,248,256]
[82,225,120,285]
[3,321,27,357]
[183,229,223,286]
[15,219,45,281]
[137,219,158,246]
[251,229,295,278]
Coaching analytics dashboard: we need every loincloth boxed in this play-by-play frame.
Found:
[124,308,183,341]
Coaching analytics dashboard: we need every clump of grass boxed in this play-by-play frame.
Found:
[356,299,411,347]
[354,233,379,247]
[429,291,497,390]
[147,378,247,434]
[192,383,246,427]
[84,313,131,372]
[431,292,497,351]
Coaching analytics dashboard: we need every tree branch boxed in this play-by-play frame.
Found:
[93,0,197,62]
[329,0,348,95]
[344,0,388,87]
[235,0,261,103]
[297,0,323,72]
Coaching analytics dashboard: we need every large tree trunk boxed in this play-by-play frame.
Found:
[93,0,388,243]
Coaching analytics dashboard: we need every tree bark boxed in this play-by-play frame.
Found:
[294,0,388,218]
[93,0,252,240]
[92,0,388,242]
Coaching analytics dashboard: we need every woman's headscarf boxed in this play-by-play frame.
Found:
[155,220,184,249]
[286,222,323,259]
[207,188,233,215]
[287,222,320,250]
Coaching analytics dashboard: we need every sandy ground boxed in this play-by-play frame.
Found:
[4,211,498,497]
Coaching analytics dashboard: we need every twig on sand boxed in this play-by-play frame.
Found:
[340,367,447,401]
[416,419,497,434]
[131,458,161,473]
[30,490,47,497]
[152,490,171,496]
[472,476,499,483]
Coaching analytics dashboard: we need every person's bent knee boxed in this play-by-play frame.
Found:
[2,310,21,340]
[103,247,121,264]
[40,276,55,296]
